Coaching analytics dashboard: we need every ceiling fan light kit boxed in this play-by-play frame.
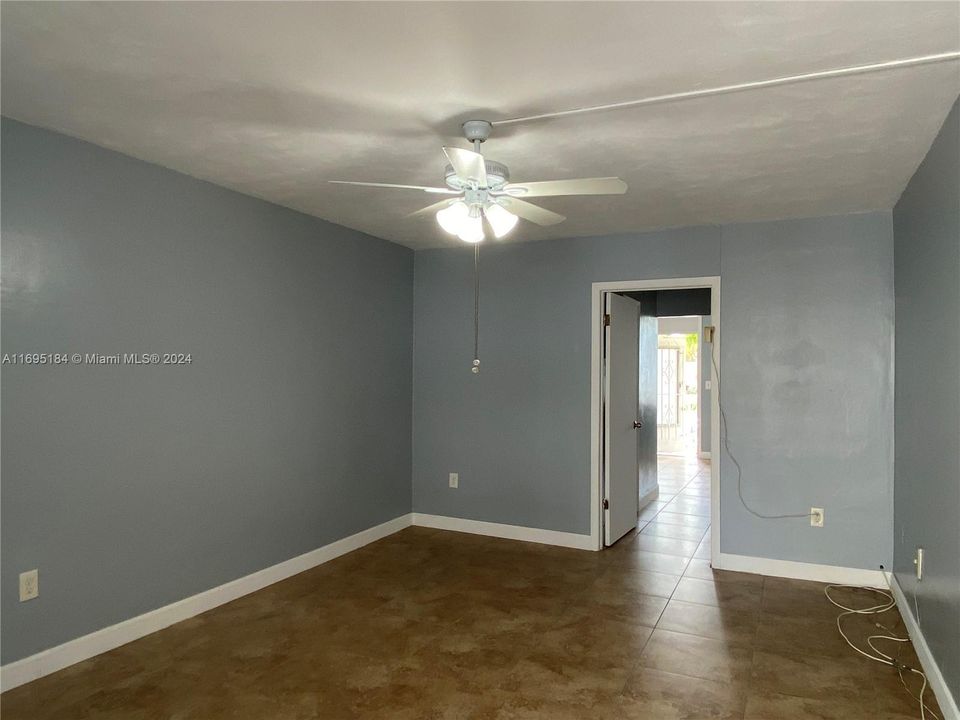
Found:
[329,118,629,373]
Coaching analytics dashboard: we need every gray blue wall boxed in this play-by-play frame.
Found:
[413,212,896,572]
[0,118,414,664]
[718,213,894,569]
[412,228,721,534]
[892,97,959,703]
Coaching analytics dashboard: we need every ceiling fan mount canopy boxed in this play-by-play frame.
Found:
[461,119,493,143]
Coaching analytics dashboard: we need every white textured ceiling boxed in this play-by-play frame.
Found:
[2,2,958,250]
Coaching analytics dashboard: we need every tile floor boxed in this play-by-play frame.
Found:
[1,456,938,719]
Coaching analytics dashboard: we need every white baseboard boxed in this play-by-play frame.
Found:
[411,513,595,551]
[0,513,413,693]
[717,552,888,588]
[889,573,959,720]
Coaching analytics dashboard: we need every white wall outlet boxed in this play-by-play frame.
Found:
[810,507,824,528]
[704,380,712,390]
[448,472,459,489]
[19,569,39,602]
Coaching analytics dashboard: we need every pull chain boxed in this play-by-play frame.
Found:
[471,243,480,374]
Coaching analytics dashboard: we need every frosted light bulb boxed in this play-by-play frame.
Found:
[457,212,484,243]
[436,201,469,235]
[484,203,519,238]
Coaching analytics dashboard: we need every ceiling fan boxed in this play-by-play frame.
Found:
[330,120,627,243]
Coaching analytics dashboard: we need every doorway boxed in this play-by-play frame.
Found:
[590,277,720,566]
[656,314,706,458]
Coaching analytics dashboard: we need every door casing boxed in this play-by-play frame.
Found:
[590,276,721,567]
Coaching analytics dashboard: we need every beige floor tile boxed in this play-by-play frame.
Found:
[640,521,707,542]
[654,511,711,529]
[633,534,699,557]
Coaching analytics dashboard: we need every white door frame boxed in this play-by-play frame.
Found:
[590,276,721,567]
[698,315,708,460]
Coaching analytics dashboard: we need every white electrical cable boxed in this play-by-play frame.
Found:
[708,337,813,520]
[493,52,960,126]
[824,585,939,720]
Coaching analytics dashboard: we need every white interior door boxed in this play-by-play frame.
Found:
[604,293,641,546]
[637,296,658,501]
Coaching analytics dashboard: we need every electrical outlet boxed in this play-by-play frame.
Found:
[19,569,39,602]
[810,507,824,528]
[704,380,712,390]
[448,472,459,489]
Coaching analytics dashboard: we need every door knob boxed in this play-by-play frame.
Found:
[633,420,642,429]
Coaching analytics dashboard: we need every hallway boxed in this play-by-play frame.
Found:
[629,454,712,561]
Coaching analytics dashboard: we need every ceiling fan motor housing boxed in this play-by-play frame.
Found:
[444,160,510,191]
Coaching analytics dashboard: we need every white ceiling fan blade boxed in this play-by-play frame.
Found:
[407,198,459,218]
[329,181,458,194]
[499,177,627,197]
[497,197,565,226]
[442,147,487,187]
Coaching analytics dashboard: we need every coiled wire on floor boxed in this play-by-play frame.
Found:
[824,585,938,719]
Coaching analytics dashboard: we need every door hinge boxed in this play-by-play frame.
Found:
[602,498,609,510]
[603,313,611,327]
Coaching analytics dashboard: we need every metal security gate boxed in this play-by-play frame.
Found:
[657,347,681,448]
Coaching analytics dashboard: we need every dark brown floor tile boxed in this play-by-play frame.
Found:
[618,667,747,719]
[640,629,753,684]
[657,600,759,646]
[569,588,668,626]
[607,548,691,575]
[672,577,762,610]
[754,612,852,659]
[744,690,882,719]
[750,648,869,702]
[592,566,681,599]
[865,658,944,718]
[684,559,762,586]
[760,577,838,620]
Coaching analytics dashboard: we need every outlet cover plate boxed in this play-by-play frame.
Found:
[19,569,39,602]
[810,507,824,528]
[449,473,459,489]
